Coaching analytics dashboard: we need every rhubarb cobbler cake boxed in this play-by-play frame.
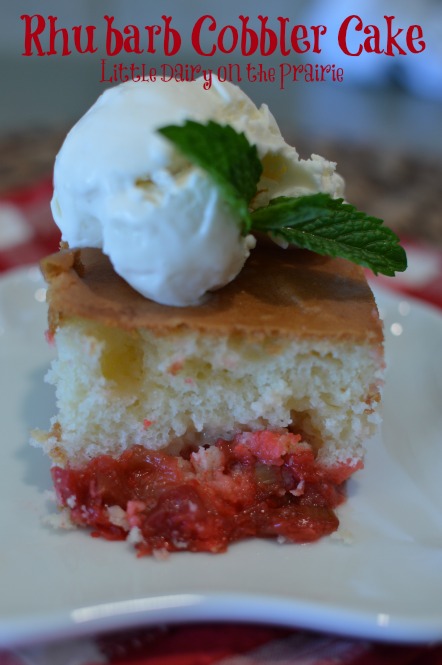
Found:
[35,241,383,554]
[32,77,404,555]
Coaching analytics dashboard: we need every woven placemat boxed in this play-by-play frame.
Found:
[1,128,441,244]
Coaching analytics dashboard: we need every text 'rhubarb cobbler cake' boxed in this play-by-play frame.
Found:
[32,77,405,555]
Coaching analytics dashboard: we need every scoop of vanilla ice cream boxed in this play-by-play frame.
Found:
[51,77,344,306]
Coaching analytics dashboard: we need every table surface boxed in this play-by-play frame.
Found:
[0,128,441,665]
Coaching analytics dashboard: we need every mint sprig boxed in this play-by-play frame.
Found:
[158,120,262,233]
[158,121,407,276]
[251,194,407,275]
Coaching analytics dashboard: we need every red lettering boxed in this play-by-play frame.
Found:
[406,24,425,53]
[144,24,161,54]
[383,16,406,56]
[191,15,327,57]
[162,15,181,56]
[21,14,96,56]
[218,25,238,54]
[191,15,216,56]
[21,14,46,56]
[123,25,143,54]
[277,17,291,57]
[258,15,278,56]
[104,15,123,55]
[338,15,363,56]
[72,25,96,54]
[239,16,258,57]
[46,16,71,56]
[21,14,72,56]
[105,15,179,56]
[311,24,326,53]
[291,25,309,54]
[362,24,382,54]
[338,15,424,57]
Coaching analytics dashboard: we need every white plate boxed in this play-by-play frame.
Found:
[1,266,442,648]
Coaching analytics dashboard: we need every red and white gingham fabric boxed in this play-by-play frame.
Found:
[1,181,442,665]
[0,180,59,270]
[2,623,441,665]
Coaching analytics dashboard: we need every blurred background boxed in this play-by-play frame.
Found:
[1,0,442,243]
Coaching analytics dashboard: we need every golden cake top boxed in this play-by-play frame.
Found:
[42,238,383,344]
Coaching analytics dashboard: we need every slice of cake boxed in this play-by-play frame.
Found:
[34,238,384,554]
[31,77,402,555]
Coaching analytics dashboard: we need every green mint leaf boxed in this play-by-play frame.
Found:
[158,121,406,277]
[251,193,407,276]
[158,120,262,233]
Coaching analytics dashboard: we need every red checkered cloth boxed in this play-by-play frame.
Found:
[0,181,441,665]
[0,180,60,270]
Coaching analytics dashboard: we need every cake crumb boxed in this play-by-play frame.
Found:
[43,507,76,530]
[43,489,57,503]
[152,547,170,561]
[66,494,77,509]
[127,525,143,545]
[330,529,354,545]
[107,505,130,530]
[289,479,305,497]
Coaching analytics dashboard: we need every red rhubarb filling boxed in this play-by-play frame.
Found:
[51,430,361,555]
